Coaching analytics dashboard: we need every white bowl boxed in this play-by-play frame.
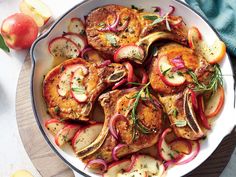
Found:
[30,0,236,176]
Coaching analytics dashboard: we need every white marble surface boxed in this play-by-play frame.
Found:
[0,0,235,177]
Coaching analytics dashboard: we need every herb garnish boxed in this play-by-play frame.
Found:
[172,108,178,117]
[105,34,118,47]
[128,82,153,141]
[131,5,144,12]
[0,34,10,52]
[174,120,187,127]
[72,86,85,94]
[187,64,223,93]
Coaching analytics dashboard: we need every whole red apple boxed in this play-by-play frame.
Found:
[1,13,38,49]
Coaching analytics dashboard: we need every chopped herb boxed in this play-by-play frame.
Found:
[0,34,10,52]
[72,86,85,94]
[80,29,85,35]
[177,71,184,76]
[168,153,175,160]
[162,68,171,76]
[173,108,178,117]
[168,74,174,79]
[174,120,187,127]
[54,106,60,114]
[187,64,223,93]
[98,22,106,27]
[131,5,144,12]
[143,15,158,21]
[105,34,118,47]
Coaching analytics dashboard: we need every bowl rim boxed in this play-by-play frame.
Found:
[30,0,235,176]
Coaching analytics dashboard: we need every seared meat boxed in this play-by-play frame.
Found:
[85,5,188,57]
[43,58,127,121]
[149,43,200,94]
[76,88,163,164]
[158,89,206,140]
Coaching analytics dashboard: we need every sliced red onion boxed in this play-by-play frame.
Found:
[125,154,137,172]
[117,19,129,31]
[112,78,127,90]
[164,154,184,170]
[112,144,127,161]
[124,62,134,83]
[171,55,185,71]
[169,138,192,155]
[152,6,162,16]
[168,5,175,16]
[175,140,200,165]
[98,60,112,68]
[80,47,93,59]
[99,13,120,32]
[84,159,108,173]
[109,114,128,139]
[139,68,148,84]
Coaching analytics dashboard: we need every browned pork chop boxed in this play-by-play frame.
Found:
[85,5,188,57]
[76,88,163,165]
[43,58,127,121]
[149,43,200,94]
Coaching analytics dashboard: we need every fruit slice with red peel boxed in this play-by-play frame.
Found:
[114,45,145,63]
[58,64,84,97]
[68,18,85,35]
[169,138,192,155]
[197,95,211,129]
[205,86,224,118]
[188,26,226,64]
[62,32,87,51]
[103,159,131,177]
[157,55,186,86]
[45,119,67,135]
[72,124,103,153]
[70,67,88,103]
[189,89,198,111]
[19,0,51,27]
[48,37,80,58]
[55,124,81,146]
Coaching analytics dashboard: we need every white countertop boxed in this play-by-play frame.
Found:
[0,0,235,177]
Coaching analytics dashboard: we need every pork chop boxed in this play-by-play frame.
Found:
[43,58,127,121]
[76,87,163,166]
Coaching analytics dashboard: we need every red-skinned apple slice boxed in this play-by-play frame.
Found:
[19,0,51,27]
[45,119,67,135]
[68,18,85,35]
[188,26,226,64]
[58,64,84,97]
[55,124,81,146]
[205,86,224,118]
[62,32,87,50]
[70,67,88,102]
[197,95,211,130]
[114,45,145,63]
[103,159,131,177]
[157,55,186,86]
[48,37,80,58]
[72,123,103,153]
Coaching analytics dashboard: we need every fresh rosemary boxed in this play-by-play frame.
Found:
[128,82,153,141]
[187,64,223,93]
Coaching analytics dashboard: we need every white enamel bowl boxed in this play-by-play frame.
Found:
[30,0,236,176]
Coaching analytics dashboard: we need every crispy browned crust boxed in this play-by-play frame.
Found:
[82,88,163,164]
[43,58,127,121]
[149,43,199,94]
[86,4,141,56]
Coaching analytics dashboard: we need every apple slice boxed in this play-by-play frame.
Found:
[63,32,87,51]
[70,67,88,102]
[45,119,67,135]
[188,27,226,64]
[72,123,103,153]
[103,159,131,177]
[114,45,145,63]
[55,124,81,146]
[48,37,80,58]
[117,170,147,177]
[19,0,51,27]
[205,86,224,118]
[68,18,85,35]
[58,64,84,97]
[157,55,186,86]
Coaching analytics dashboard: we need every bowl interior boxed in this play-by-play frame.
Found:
[30,0,235,176]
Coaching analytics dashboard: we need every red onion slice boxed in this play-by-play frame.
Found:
[139,68,148,84]
[175,140,200,165]
[81,47,93,59]
[84,159,108,173]
[112,144,127,161]
[99,13,120,32]
[109,114,128,139]
[171,55,185,71]
[124,62,134,83]
[168,5,175,16]
[125,154,137,172]
[112,78,127,90]
[117,19,130,31]
[98,60,112,68]
[152,6,162,16]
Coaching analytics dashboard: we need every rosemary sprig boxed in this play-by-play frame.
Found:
[128,82,153,141]
[187,64,223,93]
